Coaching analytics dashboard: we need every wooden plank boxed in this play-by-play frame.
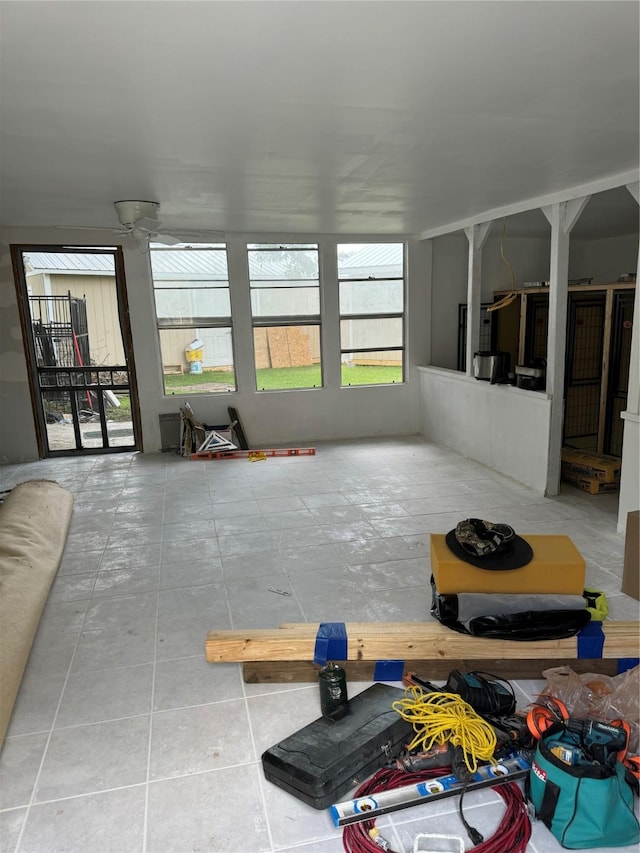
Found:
[205,621,640,663]
[242,658,621,684]
[277,622,427,632]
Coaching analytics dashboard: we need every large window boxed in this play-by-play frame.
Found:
[337,243,405,386]
[150,243,235,395]
[247,244,322,391]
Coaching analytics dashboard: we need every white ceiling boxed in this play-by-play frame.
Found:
[1,1,638,238]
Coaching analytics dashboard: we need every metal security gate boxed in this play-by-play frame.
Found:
[563,293,606,453]
[604,290,634,457]
[13,245,142,456]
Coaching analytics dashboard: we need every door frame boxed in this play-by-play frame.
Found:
[10,243,144,457]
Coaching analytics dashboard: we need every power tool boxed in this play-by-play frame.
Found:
[444,669,516,716]
[565,718,629,765]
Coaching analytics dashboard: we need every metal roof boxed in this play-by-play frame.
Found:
[25,243,403,279]
[25,252,115,273]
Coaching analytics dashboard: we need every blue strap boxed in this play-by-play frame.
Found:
[313,622,347,665]
[577,621,605,658]
[617,658,640,674]
[373,660,405,682]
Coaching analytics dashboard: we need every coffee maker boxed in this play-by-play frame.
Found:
[473,351,510,384]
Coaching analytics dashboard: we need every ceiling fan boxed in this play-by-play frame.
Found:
[112,200,225,247]
[56,200,224,248]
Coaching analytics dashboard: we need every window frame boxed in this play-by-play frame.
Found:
[337,242,407,387]
[150,243,237,394]
[247,243,323,392]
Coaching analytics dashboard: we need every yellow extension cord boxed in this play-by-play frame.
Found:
[392,686,497,774]
[487,218,518,313]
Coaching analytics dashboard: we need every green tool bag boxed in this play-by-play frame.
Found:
[529,724,639,849]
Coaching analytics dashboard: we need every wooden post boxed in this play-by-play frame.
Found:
[464,222,492,376]
[541,197,590,496]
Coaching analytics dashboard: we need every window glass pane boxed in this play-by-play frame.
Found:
[254,325,321,390]
[251,288,320,317]
[150,247,228,279]
[338,242,405,388]
[155,288,231,323]
[248,248,319,280]
[158,327,235,394]
[339,279,403,315]
[341,355,404,386]
[150,244,234,395]
[340,317,403,349]
[337,243,403,279]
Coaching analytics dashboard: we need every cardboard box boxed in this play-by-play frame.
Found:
[561,448,621,483]
[621,510,640,600]
[430,533,585,594]
[561,469,620,495]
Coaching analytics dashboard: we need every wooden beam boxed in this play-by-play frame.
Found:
[464,222,492,376]
[242,658,621,684]
[205,621,640,663]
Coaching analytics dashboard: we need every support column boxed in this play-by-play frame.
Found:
[624,182,639,415]
[541,197,590,495]
[618,183,640,531]
[464,222,492,376]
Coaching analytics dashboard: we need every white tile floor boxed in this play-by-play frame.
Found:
[0,437,638,853]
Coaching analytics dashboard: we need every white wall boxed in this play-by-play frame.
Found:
[481,234,551,297]
[429,230,553,371]
[570,233,639,283]
[0,228,429,461]
[418,366,552,493]
[430,232,467,370]
[0,237,40,462]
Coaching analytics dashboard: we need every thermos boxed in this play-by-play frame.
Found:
[319,661,348,719]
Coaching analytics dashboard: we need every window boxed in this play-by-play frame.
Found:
[337,243,405,386]
[247,244,321,390]
[150,243,235,395]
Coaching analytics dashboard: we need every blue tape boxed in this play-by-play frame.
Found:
[373,660,405,682]
[313,622,347,665]
[577,622,605,658]
[617,658,640,674]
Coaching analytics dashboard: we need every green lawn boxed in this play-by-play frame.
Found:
[162,364,402,393]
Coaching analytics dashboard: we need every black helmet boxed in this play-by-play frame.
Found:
[454,518,515,558]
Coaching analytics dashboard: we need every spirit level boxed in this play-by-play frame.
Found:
[191,447,316,460]
[330,752,531,827]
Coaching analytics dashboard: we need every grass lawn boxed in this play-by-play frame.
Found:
[162,364,402,392]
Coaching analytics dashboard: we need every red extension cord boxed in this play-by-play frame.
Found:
[342,766,531,853]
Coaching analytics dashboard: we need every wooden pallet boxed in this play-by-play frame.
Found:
[205,620,640,683]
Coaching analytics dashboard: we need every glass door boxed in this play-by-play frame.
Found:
[12,245,142,456]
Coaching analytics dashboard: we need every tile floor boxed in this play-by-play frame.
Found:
[0,436,638,853]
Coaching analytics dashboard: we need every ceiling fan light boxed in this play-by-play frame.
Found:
[114,200,160,227]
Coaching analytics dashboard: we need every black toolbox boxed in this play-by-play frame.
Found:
[261,683,413,809]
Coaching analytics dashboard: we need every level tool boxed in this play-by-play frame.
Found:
[330,752,532,827]
[191,447,316,460]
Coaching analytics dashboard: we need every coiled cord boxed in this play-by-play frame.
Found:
[392,686,497,774]
[341,765,531,853]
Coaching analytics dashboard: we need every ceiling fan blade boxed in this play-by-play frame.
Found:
[151,233,182,246]
[163,228,226,241]
[52,225,128,233]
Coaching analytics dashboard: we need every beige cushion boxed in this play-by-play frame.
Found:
[0,480,74,745]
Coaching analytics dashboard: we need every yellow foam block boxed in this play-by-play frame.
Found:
[430,534,585,594]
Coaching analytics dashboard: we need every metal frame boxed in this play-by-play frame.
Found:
[10,244,143,457]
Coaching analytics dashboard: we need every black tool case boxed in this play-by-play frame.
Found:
[261,683,413,809]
